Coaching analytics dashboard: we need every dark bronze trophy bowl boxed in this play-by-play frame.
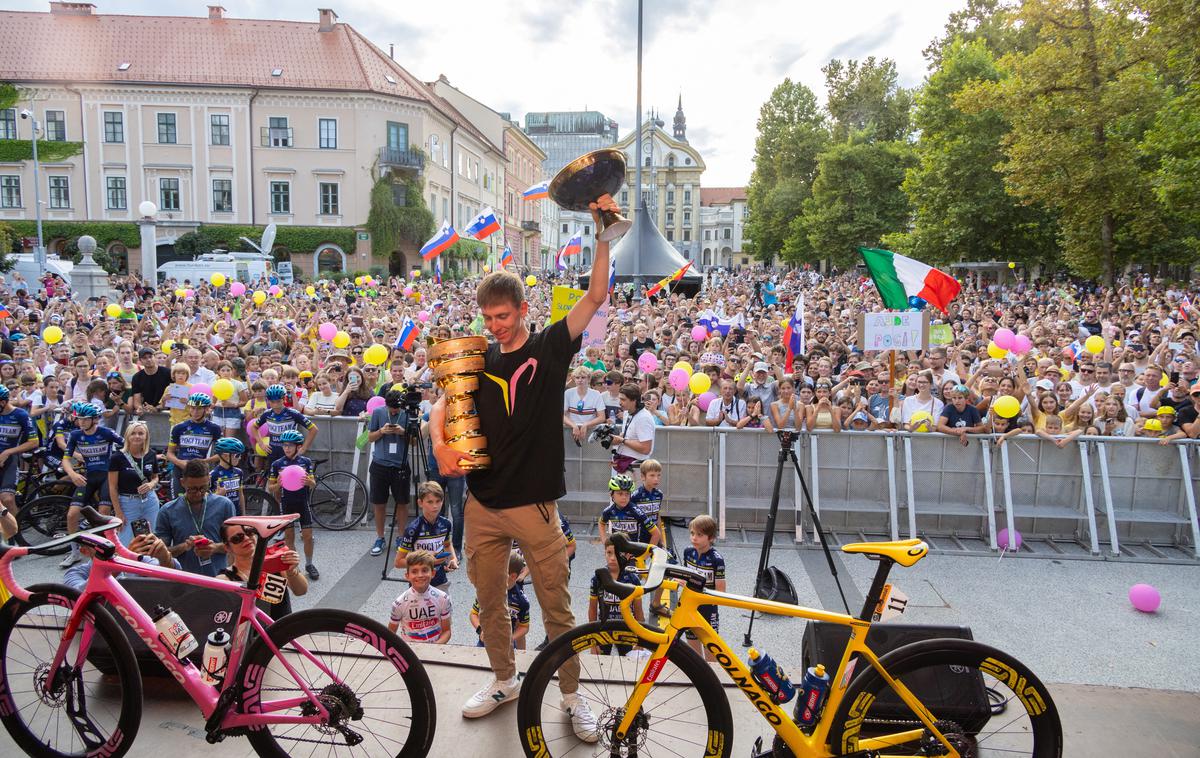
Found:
[549,148,632,242]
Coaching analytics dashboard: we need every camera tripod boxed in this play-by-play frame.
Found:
[743,429,851,646]
[379,402,430,583]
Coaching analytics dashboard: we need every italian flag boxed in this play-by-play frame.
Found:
[859,247,961,314]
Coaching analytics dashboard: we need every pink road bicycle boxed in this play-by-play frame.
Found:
[0,507,435,758]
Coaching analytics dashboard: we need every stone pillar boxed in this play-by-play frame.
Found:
[72,236,115,302]
[137,201,158,284]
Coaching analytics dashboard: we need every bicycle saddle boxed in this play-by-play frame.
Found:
[841,538,929,567]
[224,514,299,540]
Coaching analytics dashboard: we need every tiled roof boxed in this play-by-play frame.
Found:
[700,187,747,207]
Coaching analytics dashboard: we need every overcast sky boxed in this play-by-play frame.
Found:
[10,0,964,186]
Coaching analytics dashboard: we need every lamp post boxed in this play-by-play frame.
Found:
[137,200,157,284]
[24,109,46,273]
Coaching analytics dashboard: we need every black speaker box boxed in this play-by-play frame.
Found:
[801,621,990,734]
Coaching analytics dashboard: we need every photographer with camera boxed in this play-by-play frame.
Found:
[366,388,412,557]
[609,384,656,476]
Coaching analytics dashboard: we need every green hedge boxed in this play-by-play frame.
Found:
[7,220,141,247]
[0,140,83,163]
[6,220,355,255]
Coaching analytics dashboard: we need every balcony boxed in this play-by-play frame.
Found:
[260,127,293,147]
[521,220,540,234]
[378,147,425,173]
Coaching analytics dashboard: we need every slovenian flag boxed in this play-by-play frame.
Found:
[645,261,693,298]
[560,232,583,257]
[607,256,617,294]
[433,257,442,284]
[697,312,742,337]
[420,221,458,261]
[395,318,421,351]
[554,246,567,272]
[859,247,961,314]
[523,180,549,201]
[1180,295,1191,322]
[783,293,805,373]
[500,247,514,268]
[464,207,501,241]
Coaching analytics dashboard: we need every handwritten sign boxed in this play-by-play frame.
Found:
[929,324,953,346]
[580,302,608,350]
[857,311,929,352]
[550,285,584,323]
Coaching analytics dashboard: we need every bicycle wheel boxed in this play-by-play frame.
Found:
[517,620,733,758]
[827,638,1062,757]
[308,471,369,530]
[243,486,277,518]
[239,608,435,758]
[0,583,143,758]
[15,496,72,554]
[26,477,75,503]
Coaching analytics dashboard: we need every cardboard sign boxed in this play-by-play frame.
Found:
[580,302,608,350]
[858,311,930,352]
[550,285,584,323]
[929,323,954,346]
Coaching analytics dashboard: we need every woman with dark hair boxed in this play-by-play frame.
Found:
[216,522,307,620]
[336,366,374,417]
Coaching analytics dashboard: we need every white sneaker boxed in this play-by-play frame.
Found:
[59,551,81,569]
[461,676,519,718]
[562,693,600,743]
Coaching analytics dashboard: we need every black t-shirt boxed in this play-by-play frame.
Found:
[940,403,982,429]
[1176,404,1198,428]
[131,367,171,406]
[108,451,159,495]
[629,338,656,359]
[467,318,580,509]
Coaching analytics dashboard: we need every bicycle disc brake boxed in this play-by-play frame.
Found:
[598,705,650,756]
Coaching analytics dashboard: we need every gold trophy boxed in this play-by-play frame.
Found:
[429,335,491,470]
[549,148,632,242]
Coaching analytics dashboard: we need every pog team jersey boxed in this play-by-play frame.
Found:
[390,586,452,643]
[472,584,531,633]
[210,465,244,496]
[66,427,124,472]
[599,502,657,543]
[512,513,575,564]
[398,515,454,586]
[45,418,72,462]
[683,546,726,589]
[0,408,37,452]
[169,419,222,461]
[630,486,664,524]
[254,408,315,455]
[268,455,314,505]
[590,568,641,622]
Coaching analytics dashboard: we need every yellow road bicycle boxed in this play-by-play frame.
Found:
[517,533,1061,757]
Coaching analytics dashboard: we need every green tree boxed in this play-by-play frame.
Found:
[366,175,434,259]
[886,40,1060,266]
[173,230,220,258]
[822,57,914,143]
[922,0,1038,67]
[744,79,829,263]
[958,0,1168,283]
[0,221,16,272]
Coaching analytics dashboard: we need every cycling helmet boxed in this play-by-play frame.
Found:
[73,403,100,419]
[187,392,212,407]
[265,384,287,401]
[608,473,635,492]
[277,430,305,444]
[0,386,10,401]
[213,438,246,455]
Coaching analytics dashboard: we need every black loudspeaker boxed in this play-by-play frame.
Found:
[756,566,799,605]
[802,621,990,734]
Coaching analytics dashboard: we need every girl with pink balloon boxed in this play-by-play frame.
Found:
[267,430,320,581]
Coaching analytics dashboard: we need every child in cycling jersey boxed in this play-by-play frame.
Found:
[469,550,529,650]
[60,403,124,568]
[267,430,318,580]
[388,550,452,644]
[588,538,644,655]
[395,481,457,591]
[683,515,725,662]
[210,438,247,516]
[166,393,222,496]
[598,473,661,553]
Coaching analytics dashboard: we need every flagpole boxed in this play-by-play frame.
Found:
[633,0,644,286]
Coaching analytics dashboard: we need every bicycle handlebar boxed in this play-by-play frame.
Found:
[597,532,707,645]
[79,507,140,562]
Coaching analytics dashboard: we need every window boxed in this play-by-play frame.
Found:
[48,176,70,208]
[666,230,674,241]
[157,113,177,144]
[442,198,448,221]
[723,228,732,239]
[319,118,337,149]
[584,225,591,235]
[159,178,180,211]
[319,182,339,215]
[268,116,290,147]
[105,176,126,210]
[210,114,230,146]
[667,154,675,167]
[667,190,675,205]
[643,157,650,167]
[0,109,15,140]
[430,193,437,214]
[561,223,569,234]
[620,190,628,204]
[683,189,692,204]
[683,210,692,225]
[431,134,441,164]
[683,230,691,241]
[270,181,290,214]
[0,176,20,208]
[387,121,408,151]
[704,230,711,240]
[666,211,675,226]
[45,110,66,141]
[103,111,124,143]
[742,257,750,265]
[212,179,232,213]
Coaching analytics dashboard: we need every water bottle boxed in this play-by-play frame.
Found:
[746,648,796,704]
[200,628,231,686]
[150,605,198,659]
[795,664,832,733]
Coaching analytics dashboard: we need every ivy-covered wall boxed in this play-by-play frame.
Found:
[8,220,140,247]
[0,140,83,163]
[6,220,354,254]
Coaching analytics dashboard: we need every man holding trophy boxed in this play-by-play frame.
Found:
[431,148,630,737]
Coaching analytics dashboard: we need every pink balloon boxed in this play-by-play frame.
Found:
[268,285,281,296]
[697,391,717,412]
[229,281,246,297]
[690,325,708,342]
[280,464,307,492]
[190,383,213,398]
[638,352,658,373]
[184,289,195,299]
[417,310,430,322]
[245,418,258,439]
[1128,583,1161,613]
[402,287,413,297]
[365,396,386,414]
[1012,334,1032,355]
[318,322,337,341]
[993,328,1015,351]
[997,528,1022,551]
[669,368,689,391]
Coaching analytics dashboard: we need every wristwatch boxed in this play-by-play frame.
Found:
[0,506,8,518]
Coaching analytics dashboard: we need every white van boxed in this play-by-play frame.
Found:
[157,251,275,285]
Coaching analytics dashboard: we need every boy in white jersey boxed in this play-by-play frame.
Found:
[388,550,452,644]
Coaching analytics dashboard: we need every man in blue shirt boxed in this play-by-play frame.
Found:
[154,459,237,577]
[166,393,222,496]
[367,389,410,556]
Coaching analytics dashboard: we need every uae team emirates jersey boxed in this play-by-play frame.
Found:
[468,318,580,509]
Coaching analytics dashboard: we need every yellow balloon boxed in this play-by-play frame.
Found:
[161,339,175,354]
[354,276,364,286]
[781,318,789,329]
[1084,335,1105,355]
[483,264,491,273]
[252,290,266,305]
[174,288,186,298]
[986,341,1008,360]
[391,383,406,393]
[1007,261,1016,269]
[688,372,711,395]
[211,272,226,287]
[211,378,235,401]
[525,275,538,287]
[411,270,422,279]
[42,325,64,345]
[105,303,122,318]
[273,289,284,298]
[332,331,351,349]
[1160,372,1169,388]
[363,344,389,365]
[993,395,1020,419]
[673,361,694,377]
[305,285,316,296]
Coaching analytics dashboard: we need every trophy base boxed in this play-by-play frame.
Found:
[598,217,632,242]
[457,456,491,471]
